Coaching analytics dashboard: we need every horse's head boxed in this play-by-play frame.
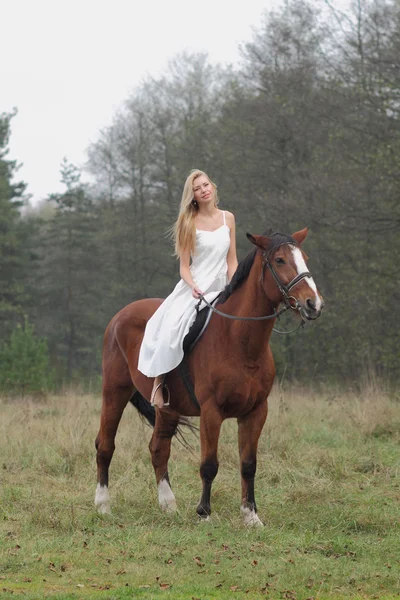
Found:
[247,228,324,320]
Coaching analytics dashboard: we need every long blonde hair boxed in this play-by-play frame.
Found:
[171,169,219,257]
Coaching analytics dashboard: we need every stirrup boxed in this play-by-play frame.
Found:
[150,382,170,407]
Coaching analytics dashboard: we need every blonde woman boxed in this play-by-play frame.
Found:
[138,169,238,408]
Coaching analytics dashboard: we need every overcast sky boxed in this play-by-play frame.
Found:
[3,0,353,205]
[2,0,279,204]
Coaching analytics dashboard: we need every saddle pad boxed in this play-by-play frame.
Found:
[182,295,220,355]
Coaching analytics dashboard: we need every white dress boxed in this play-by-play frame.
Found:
[138,211,231,377]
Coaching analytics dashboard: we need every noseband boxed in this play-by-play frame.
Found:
[197,242,313,333]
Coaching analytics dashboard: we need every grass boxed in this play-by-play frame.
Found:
[0,380,399,599]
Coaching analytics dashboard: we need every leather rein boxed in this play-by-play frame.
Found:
[197,243,312,335]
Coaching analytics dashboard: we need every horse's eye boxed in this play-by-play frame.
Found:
[275,257,285,265]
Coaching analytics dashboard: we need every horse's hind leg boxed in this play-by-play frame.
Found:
[237,401,268,527]
[95,384,132,513]
[149,410,180,512]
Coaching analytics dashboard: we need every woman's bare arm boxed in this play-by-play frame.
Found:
[179,246,203,298]
[226,211,238,281]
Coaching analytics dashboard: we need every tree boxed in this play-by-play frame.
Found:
[37,159,102,380]
[32,1,399,383]
[0,316,52,396]
[0,110,31,339]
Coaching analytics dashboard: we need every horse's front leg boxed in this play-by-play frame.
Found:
[237,400,268,527]
[149,409,180,512]
[197,404,223,519]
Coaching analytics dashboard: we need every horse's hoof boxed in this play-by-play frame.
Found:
[197,514,211,523]
[158,479,177,512]
[241,506,264,527]
[97,503,111,515]
[196,503,211,519]
[246,514,264,527]
[95,484,111,514]
[160,498,177,513]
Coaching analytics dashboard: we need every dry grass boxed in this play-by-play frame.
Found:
[0,382,399,599]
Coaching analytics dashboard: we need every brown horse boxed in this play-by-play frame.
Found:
[95,228,323,525]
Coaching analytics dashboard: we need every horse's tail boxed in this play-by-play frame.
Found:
[129,390,156,426]
[129,391,198,446]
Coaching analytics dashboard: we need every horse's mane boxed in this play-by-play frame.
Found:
[218,230,296,305]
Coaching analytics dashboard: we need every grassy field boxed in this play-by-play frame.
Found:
[0,380,399,600]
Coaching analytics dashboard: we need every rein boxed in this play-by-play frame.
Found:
[197,243,312,335]
[197,295,290,322]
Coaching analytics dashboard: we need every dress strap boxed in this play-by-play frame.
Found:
[223,211,226,225]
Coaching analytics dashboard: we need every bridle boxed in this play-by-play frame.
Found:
[261,243,312,312]
[197,242,313,334]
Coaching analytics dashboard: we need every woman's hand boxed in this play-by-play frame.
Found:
[191,285,203,299]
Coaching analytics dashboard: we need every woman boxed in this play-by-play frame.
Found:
[138,169,238,408]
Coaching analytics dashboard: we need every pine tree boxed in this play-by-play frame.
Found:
[38,159,102,381]
[0,316,52,396]
[0,110,30,339]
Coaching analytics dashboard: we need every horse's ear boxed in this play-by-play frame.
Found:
[246,233,270,250]
[291,227,309,247]
[246,233,258,245]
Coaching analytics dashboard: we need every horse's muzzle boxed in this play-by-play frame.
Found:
[300,297,324,321]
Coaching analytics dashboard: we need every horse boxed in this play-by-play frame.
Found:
[95,228,324,526]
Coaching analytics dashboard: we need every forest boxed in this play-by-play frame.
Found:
[1,0,399,392]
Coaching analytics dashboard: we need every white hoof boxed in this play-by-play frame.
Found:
[198,515,211,522]
[158,479,177,512]
[95,484,111,514]
[241,506,264,527]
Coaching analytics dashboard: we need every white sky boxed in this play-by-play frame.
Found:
[2,0,351,204]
